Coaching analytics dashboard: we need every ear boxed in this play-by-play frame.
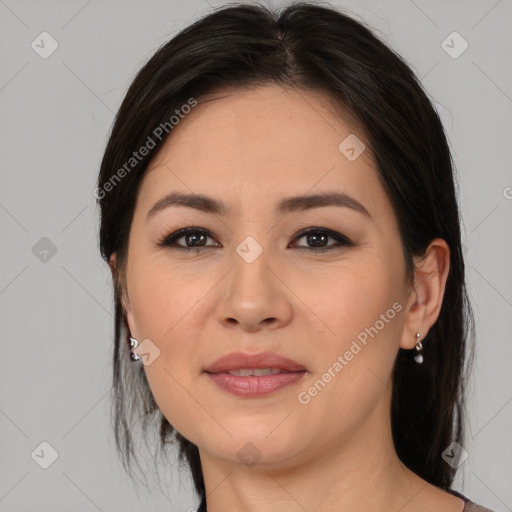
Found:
[109,253,138,339]
[400,238,450,349]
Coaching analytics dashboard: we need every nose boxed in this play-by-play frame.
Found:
[215,245,293,333]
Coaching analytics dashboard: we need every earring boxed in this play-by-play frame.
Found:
[129,336,141,362]
[414,332,423,364]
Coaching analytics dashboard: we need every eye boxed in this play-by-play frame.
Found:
[157,227,219,252]
[157,226,352,253]
[290,227,352,252]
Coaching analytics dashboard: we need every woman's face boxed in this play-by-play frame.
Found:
[121,85,419,469]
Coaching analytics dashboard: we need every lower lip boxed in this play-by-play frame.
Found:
[206,371,307,397]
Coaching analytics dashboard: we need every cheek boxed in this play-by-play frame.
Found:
[301,259,403,409]
[127,254,213,368]
[127,262,206,437]
[308,259,402,349]
[128,253,202,340]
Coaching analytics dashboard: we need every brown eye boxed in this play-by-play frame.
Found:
[158,228,220,251]
[291,228,352,252]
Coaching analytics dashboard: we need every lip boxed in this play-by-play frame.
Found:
[203,351,307,398]
[203,351,306,374]
[207,372,307,397]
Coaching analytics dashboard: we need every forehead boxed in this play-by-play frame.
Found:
[137,85,390,222]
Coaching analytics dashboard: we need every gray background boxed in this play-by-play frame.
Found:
[1,0,511,510]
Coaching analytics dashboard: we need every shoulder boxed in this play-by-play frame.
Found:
[463,501,496,512]
[448,489,496,512]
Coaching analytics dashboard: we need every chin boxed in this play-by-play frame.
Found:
[198,423,304,465]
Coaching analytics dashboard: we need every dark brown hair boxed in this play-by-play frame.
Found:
[96,1,474,506]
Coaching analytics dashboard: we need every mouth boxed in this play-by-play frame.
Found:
[203,351,307,397]
[205,370,307,397]
[203,351,307,374]
[214,367,292,376]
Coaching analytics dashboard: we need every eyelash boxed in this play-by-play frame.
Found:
[157,226,353,254]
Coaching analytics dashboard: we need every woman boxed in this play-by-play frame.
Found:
[96,2,495,511]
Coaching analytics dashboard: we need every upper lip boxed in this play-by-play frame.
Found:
[204,351,306,373]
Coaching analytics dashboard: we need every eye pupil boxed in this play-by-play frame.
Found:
[187,232,206,246]
[307,232,328,248]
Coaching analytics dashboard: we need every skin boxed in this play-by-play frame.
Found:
[113,85,463,512]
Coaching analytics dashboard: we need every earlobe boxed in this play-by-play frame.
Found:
[400,238,450,350]
[108,252,118,282]
[109,252,137,337]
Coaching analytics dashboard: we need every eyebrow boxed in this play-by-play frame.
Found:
[146,191,371,220]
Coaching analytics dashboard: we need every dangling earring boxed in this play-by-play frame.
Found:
[129,336,141,362]
[414,332,423,364]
